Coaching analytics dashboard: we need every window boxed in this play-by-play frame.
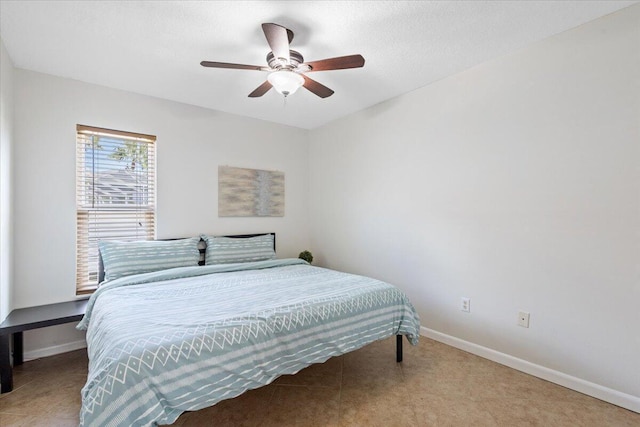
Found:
[76,125,156,293]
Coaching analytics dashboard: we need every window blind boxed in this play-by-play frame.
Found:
[76,125,156,293]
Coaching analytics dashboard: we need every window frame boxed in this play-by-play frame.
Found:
[75,124,157,294]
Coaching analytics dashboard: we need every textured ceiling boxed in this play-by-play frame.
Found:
[0,1,636,129]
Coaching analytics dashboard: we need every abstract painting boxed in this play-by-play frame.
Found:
[218,166,285,217]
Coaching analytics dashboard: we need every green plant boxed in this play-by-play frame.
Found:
[298,250,313,264]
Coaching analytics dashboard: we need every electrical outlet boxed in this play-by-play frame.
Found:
[461,297,471,312]
[518,311,530,328]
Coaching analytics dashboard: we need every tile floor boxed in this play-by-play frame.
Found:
[0,337,638,426]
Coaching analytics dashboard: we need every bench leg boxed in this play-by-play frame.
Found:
[0,334,12,393]
[13,332,23,366]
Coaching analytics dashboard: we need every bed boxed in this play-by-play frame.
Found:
[77,233,420,426]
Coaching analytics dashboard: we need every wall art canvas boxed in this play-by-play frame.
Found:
[218,166,284,217]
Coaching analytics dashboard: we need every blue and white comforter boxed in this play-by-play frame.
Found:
[77,259,420,426]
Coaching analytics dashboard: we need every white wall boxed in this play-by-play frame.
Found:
[309,4,639,407]
[0,37,14,322]
[13,70,310,352]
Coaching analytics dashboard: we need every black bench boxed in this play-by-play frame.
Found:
[0,299,88,393]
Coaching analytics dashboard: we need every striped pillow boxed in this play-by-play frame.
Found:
[202,234,275,265]
[99,237,201,281]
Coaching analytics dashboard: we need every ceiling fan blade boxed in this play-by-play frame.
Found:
[301,75,334,98]
[304,54,365,72]
[248,81,273,98]
[262,23,290,63]
[200,61,269,71]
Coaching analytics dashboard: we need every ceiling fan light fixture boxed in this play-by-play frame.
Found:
[267,70,304,97]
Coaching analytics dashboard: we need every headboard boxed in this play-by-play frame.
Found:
[98,233,276,284]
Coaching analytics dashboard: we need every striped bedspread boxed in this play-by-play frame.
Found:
[77,259,420,426]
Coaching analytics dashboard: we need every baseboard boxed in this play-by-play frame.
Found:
[23,340,87,362]
[20,329,639,413]
[420,326,639,414]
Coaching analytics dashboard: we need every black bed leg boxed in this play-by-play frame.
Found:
[396,334,403,363]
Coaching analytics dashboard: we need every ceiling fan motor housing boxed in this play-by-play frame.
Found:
[267,50,305,70]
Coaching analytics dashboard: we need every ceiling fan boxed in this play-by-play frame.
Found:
[200,23,365,99]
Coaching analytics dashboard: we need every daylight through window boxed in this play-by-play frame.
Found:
[76,125,156,293]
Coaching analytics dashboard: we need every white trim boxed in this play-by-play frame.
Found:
[420,326,640,414]
[23,340,87,362]
[20,329,640,413]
